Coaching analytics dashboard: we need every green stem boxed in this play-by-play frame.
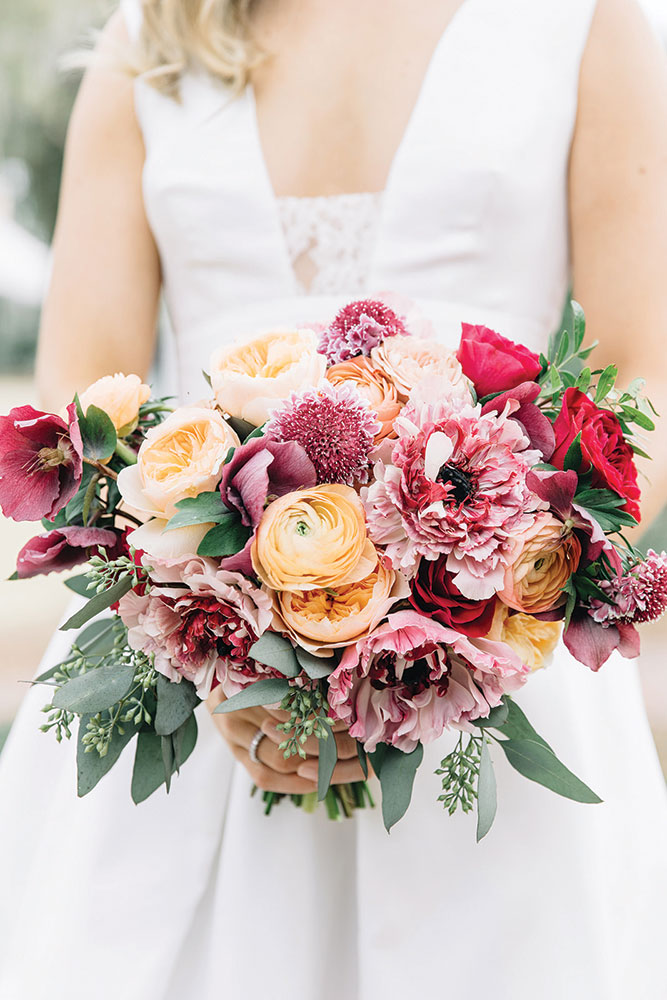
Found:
[114,439,138,466]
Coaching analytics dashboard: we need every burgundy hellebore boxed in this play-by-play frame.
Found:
[456,324,543,400]
[0,403,83,521]
[16,526,118,579]
[219,436,316,528]
[482,381,555,460]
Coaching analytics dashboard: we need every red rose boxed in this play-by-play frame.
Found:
[409,557,497,637]
[551,388,641,522]
[0,403,83,521]
[456,324,542,399]
[16,526,117,579]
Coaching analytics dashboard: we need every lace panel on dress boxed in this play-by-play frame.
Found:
[276,192,383,297]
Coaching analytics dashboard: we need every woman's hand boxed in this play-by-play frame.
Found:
[207,687,367,793]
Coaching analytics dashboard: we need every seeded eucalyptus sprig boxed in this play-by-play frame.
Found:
[277,682,332,759]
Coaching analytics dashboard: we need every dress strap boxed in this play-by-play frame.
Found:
[120,0,142,44]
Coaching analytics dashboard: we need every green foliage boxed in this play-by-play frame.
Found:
[274,683,332,760]
[436,733,482,816]
[196,514,251,558]
[294,645,337,679]
[498,739,602,804]
[77,402,118,462]
[476,738,497,842]
[369,742,424,833]
[131,714,198,804]
[248,632,301,679]
[573,487,638,533]
[61,575,134,630]
[52,661,136,714]
[165,491,230,531]
[213,677,292,714]
[154,675,200,736]
[317,720,338,801]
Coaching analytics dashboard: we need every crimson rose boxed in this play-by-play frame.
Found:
[456,324,542,399]
[551,388,641,522]
[409,556,497,637]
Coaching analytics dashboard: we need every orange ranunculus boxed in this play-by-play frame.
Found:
[499,513,582,614]
[78,373,151,435]
[326,356,403,441]
[117,406,239,519]
[486,603,562,671]
[275,558,409,654]
[251,484,376,592]
[209,329,327,427]
[370,335,472,401]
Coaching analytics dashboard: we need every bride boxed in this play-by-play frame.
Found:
[1,1,666,997]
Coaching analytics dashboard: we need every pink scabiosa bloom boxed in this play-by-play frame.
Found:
[362,395,541,598]
[589,550,667,626]
[266,381,380,485]
[327,610,529,753]
[318,298,408,365]
[118,557,274,698]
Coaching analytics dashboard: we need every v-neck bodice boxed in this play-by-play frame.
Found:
[123,0,598,403]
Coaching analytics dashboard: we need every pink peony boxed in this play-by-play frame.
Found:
[362,395,541,598]
[327,610,529,752]
[118,556,274,698]
[16,525,117,579]
[0,403,83,521]
[318,299,408,365]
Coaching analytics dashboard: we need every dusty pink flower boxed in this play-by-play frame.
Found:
[362,395,541,598]
[219,435,316,527]
[589,550,667,626]
[327,610,529,752]
[16,526,117,579]
[266,382,380,485]
[318,299,408,365]
[0,403,83,521]
[118,556,273,698]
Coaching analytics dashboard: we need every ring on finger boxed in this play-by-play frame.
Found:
[248,728,266,765]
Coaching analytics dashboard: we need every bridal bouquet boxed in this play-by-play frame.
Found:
[3,297,665,838]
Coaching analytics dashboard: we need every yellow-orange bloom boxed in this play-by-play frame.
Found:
[79,373,151,434]
[499,513,581,614]
[275,558,409,653]
[117,406,239,518]
[370,335,472,401]
[487,603,562,671]
[209,329,327,426]
[326,356,403,441]
[251,484,376,592]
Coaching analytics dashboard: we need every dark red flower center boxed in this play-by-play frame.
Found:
[437,462,474,502]
[168,594,257,664]
[369,644,450,697]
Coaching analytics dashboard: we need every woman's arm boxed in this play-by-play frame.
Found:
[570,0,667,527]
[35,11,160,412]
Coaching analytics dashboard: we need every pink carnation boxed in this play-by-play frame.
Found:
[118,556,274,698]
[327,610,529,753]
[362,395,541,598]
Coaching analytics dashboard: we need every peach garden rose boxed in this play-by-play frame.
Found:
[370,335,472,401]
[326,356,403,442]
[117,406,239,519]
[78,372,151,434]
[209,328,327,426]
[499,513,582,614]
[251,484,377,592]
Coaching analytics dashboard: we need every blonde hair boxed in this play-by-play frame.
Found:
[130,0,261,97]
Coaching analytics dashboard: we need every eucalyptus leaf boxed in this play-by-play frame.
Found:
[317,724,338,801]
[213,677,291,713]
[357,741,368,779]
[248,632,300,678]
[75,618,118,657]
[496,698,551,749]
[64,574,94,597]
[154,674,200,736]
[370,743,424,833]
[173,713,198,770]
[77,715,138,797]
[61,576,133,631]
[53,662,136,714]
[130,730,178,804]
[499,738,602,803]
[476,739,497,842]
[473,701,509,730]
[197,516,251,557]
[165,491,229,531]
[161,734,175,793]
[294,645,336,679]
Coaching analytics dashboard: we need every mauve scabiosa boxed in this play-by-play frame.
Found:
[266,382,380,485]
[318,299,408,365]
[589,550,667,626]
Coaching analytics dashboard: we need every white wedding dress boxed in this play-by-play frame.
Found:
[1,1,666,997]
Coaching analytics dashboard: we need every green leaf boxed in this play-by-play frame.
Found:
[197,515,251,557]
[476,739,497,842]
[226,416,258,441]
[7,570,18,582]
[570,300,586,351]
[76,715,138,797]
[594,365,618,404]
[496,698,551,749]
[64,573,94,596]
[294,646,336,679]
[317,723,338,801]
[369,743,424,833]
[61,576,133,630]
[79,404,117,462]
[625,377,646,400]
[165,491,229,531]
[75,618,118,657]
[357,741,368,779]
[213,677,291,713]
[248,632,300,678]
[575,367,592,393]
[554,329,570,368]
[161,734,175,793]
[53,662,135,714]
[130,724,197,805]
[154,674,200,736]
[173,713,198,770]
[562,432,583,473]
[473,701,509,730]
[620,405,655,432]
[499,738,602,803]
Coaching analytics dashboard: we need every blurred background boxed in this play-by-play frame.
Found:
[1,0,667,771]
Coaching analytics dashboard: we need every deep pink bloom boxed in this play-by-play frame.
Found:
[409,557,497,637]
[589,550,667,627]
[267,382,380,485]
[481,381,555,461]
[219,436,316,527]
[16,526,117,579]
[318,299,408,365]
[525,468,608,565]
[0,403,83,521]
[363,395,541,598]
[327,610,529,752]
[456,324,542,399]
[564,610,640,672]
